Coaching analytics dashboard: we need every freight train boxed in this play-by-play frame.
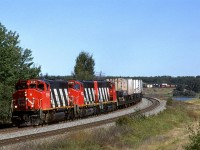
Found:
[11,78,143,126]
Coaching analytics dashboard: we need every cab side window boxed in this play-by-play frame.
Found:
[74,84,80,90]
[38,84,44,91]
[109,83,113,89]
[15,84,28,90]
[46,83,50,91]
[30,84,36,89]
[68,83,74,88]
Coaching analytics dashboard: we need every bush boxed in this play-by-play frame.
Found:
[116,116,132,126]
[173,90,196,97]
[167,97,173,106]
[185,122,200,150]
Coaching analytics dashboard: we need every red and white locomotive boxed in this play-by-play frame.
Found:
[11,78,142,126]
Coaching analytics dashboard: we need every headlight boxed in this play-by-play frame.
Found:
[14,105,18,108]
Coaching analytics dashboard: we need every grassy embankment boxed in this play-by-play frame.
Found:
[143,87,174,100]
[10,88,200,150]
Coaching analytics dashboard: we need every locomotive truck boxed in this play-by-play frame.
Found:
[11,78,143,126]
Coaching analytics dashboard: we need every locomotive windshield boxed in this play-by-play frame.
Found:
[15,80,45,91]
[37,84,44,90]
[30,84,36,88]
[30,83,44,90]
[108,82,113,88]
[68,82,74,88]
[15,83,28,90]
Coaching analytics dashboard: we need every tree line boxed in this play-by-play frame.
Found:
[138,76,200,96]
[45,75,200,97]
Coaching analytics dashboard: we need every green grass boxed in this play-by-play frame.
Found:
[115,101,192,149]
[143,88,174,100]
[14,100,196,150]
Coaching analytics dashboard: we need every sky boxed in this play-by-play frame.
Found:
[0,0,200,77]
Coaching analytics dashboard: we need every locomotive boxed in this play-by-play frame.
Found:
[11,78,143,126]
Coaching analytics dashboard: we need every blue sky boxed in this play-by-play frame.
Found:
[0,0,200,77]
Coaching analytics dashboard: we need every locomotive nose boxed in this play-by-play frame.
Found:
[14,91,27,109]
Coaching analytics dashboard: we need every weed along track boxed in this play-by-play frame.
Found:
[0,97,165,147]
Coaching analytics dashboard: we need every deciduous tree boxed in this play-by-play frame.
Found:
[0,23,41,122]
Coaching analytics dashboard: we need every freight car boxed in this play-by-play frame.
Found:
[11,78,142,126]
[107,78,143,108]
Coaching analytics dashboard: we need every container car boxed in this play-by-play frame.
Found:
[106,78,143,108]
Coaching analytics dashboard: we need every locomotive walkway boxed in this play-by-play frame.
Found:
[0,98,166,148]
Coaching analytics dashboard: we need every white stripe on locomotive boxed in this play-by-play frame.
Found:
[103,88,108,101]
[101,88,104,101]
[54,89,61,107]
[88,88,93,103]
[101,88,105,102]
[59,89,66,106]
[63,88,69,106]
[98,88,100,102]
[104,87,108,101]
[84,88,89,104]
[98,88,103,102]
[104,88,107,101]
[87,88,91,104]
[100,88,104,101]
[91,88,95,102]
[106,88,110,101]
[84,95,87,104]
[87,88,91,102]
[86,88,90,103]
[50,89,55,108]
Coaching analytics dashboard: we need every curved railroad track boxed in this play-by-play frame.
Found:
[0,97,163,147]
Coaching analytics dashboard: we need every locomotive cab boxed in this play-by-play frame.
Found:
[108,82,117,102]
[12,79,51,126]
[68,80,84,106]
[12,80,51,111]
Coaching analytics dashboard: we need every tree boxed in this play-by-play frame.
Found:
[0,23,41,122]
[73,51,95,80]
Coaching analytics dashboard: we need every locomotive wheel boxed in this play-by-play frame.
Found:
[80,108,86,118]
[44,112,52,123]
[96,106,100,115]
[70,109,75,120]
[93,106,99,115]
[32,118,41,126]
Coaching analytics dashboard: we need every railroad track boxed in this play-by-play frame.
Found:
[0,97,162,147]
[140,97,160,114]
[0,126,34,135]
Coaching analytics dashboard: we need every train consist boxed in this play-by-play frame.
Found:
[11,78,143,126]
